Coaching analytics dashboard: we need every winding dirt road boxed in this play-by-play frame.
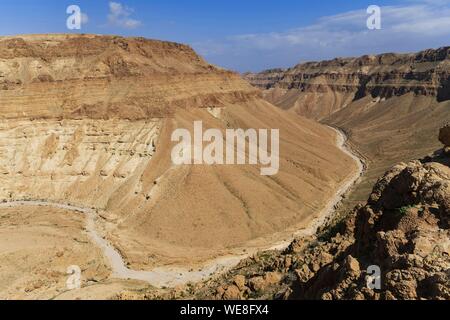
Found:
[0,127,364,288]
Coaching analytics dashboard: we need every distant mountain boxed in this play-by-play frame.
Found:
[244,47,450,206]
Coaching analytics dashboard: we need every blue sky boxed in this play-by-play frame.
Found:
[0,0,449,71]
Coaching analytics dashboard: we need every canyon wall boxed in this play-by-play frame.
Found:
[188,136,450,301]
[245,47,450,206]
[0,34,259,120]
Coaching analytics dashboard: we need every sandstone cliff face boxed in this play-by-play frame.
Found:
[293,151,450,300]
[0,34,356,268]
[244,47,450,119]
[0,34,259,120]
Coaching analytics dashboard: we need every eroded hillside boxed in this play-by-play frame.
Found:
[244,47,450,206]
[0,34,356,279]
[134,128,449,301]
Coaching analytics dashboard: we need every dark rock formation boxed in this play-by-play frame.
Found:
[245,47,450,101]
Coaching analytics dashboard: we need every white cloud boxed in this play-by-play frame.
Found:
[81,13,89,25]
[193,0,450,71]
[108,2,142,29]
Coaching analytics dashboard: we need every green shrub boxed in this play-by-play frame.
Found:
[395,205,415,217]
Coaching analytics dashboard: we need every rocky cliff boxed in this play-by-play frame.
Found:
[164,128,449,301]
[244,47,450,120]
[0,34,259,120]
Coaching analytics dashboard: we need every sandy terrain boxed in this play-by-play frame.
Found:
[0,127,362,292]
[0,205,112,299]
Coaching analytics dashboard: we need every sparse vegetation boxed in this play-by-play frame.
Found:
[394,205,415,217]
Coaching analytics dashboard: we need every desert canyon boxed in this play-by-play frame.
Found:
[0,34,448,300]
[0,34,357,299]
[244,50,450,209]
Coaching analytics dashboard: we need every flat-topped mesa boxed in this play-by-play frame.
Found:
[0,34,259,120]
[244,47,450,118]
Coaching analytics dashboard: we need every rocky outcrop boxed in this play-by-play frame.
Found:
[296,153,450,300]
[244,47,450,119]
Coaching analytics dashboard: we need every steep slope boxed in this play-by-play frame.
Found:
[151,129,448,301]
[244,47,450,206]
[0,34,356,270]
